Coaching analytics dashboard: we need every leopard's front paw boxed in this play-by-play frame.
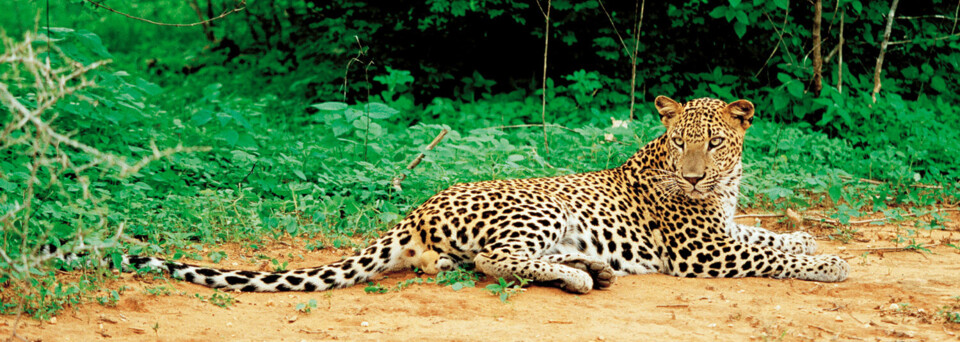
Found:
[551,269,594,294]
[787,231,818,255]
[798,255,849,282]
[566,259,617,289]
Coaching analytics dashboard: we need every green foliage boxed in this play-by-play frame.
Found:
[296,299,318,313]
[194,290,236,308]
[484,275,530,303]
[363,282,389,294]
[429,267,482,291]
[271,259,289,272]
[941,296,960,324]
[143,285,176,296]
[365,266,482,294]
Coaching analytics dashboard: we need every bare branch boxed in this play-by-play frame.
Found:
[537,0,552,158]
[872,0,900,103]
[838,12,844,93]
[493,123,578,134]
[896,14,959,20]
[811,0,823,96]
[755,10,790,78]
[596,0,631,56]
[629,0,645,121]
[888,32,960,45]
[392,129,449,190]
[82,0,246,27]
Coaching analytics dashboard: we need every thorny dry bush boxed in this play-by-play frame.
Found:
[0,30,205,323]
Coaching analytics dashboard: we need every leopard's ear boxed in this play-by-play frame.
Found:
[724,99,755,131]
[654,96,683,127]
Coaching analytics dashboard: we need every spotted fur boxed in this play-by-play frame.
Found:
[69,96,848,293]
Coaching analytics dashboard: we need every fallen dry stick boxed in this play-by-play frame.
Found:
[734,207,959,226]
[846,244,938,252]
[392,129,449,191]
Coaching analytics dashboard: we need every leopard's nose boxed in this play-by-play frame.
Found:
[684,176,703,186]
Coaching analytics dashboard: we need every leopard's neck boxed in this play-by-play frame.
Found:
[616,134,671,186]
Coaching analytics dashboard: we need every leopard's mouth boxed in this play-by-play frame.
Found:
[681,180,716,199]
[685,188,708,199]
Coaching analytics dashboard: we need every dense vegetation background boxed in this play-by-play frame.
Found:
[1,0,958,319]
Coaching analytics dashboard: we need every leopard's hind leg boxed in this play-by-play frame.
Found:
[540,254,617,289]
[474,245,594,294]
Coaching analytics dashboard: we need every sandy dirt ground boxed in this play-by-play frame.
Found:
[3,210,960,342]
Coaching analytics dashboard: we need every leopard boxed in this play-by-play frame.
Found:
[63,95,848,294]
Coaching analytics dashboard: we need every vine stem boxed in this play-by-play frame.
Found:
[536,0,552,159]
[872,0,900,103]
[82,0,245,27]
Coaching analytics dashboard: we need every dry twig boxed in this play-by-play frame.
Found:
[83,0,246,27]
[391,129,449,190]
[535,0,552,158]
[846,244,937,252]
[493,123,577,134]
[755,11,790,78]
[734,207,958,226]
[629,0,645,121]
[811,0,823,96]
[837,11,844,93]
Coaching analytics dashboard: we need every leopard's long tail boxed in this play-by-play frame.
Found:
[51,225,420,292]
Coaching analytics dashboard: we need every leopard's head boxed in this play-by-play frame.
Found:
[652,96,754,199]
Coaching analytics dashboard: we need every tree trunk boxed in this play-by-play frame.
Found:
[811,0,823,96]
[872,0,900,103]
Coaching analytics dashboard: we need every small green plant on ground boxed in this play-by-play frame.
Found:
[364,266,484,294]
[296,299,318,313]
[271,259,289,272]
[363,282,389,294]
[143,285,176,296]
[828,226,858,244]
[938,296,960,324]
[484,276,530,303]
[429,267,482,291]
[193,290,236,308]
[95,289,123,307]
[208,251,228,263]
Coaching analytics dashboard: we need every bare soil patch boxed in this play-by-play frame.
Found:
[3,212,960,341]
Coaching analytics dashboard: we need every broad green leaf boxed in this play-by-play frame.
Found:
[708,6,726,19]
[734,22,747,38]
[828,185,843,204]
[344,108,364,122]
[851,1,862,14]
[363,103,400,120]
[735,11,749,25]
[191,110,213,126]
[217,130,239,146]
[931,75,947,92]
[311,102,348,111]
[785,81,803,98]
[75,29,112,58]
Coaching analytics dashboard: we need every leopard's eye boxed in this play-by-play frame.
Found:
[672,137,684,147]
[709,137,724,148]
